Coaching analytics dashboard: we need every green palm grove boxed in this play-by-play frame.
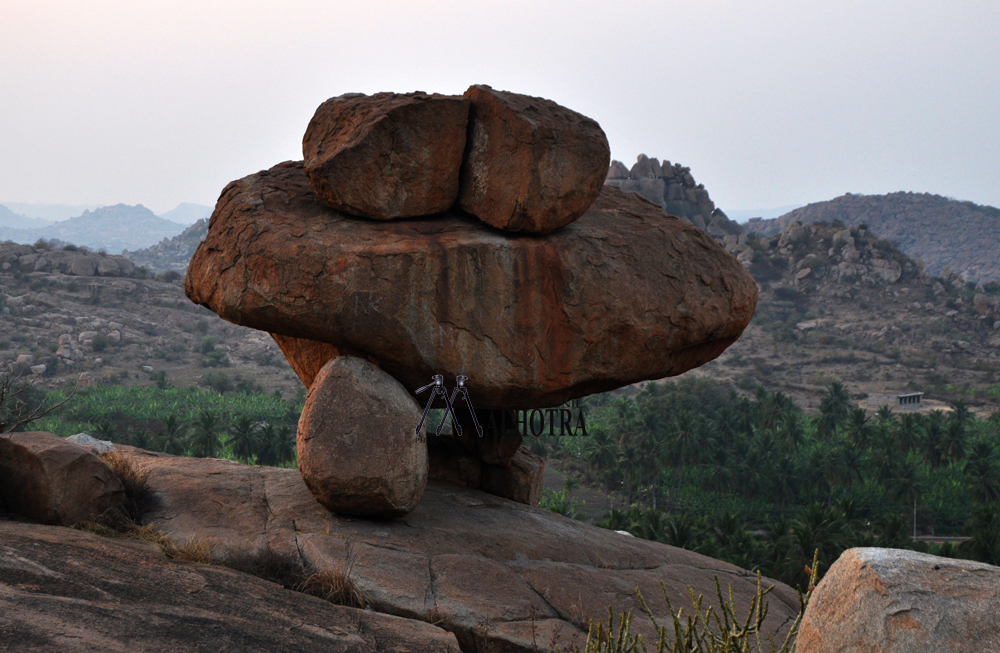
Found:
[535,378,1000,588]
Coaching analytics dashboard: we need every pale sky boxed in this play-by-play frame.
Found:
[2,0,998,215]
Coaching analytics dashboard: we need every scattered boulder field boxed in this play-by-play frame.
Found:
[186,86,756,518]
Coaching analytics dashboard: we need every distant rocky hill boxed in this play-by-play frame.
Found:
[123,219,208,273]
[605,154,745,238]
[681,220,1000,413]
[158,203,212,225]
[744,192,1000,282]
[0,204,186,253]
[0,204,52,230]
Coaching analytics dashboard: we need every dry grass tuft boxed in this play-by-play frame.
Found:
[98,449,154,529]
[296,543,369,608]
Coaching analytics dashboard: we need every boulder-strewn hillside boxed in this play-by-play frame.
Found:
[0,240,300,398]
[744,192,1000,282]
[124,218,208,273]
[605,154,745,238]
[679,221,1000,413]
[0,204,186,253]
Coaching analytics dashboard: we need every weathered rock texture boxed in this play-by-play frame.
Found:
[458,85,610,233]
[605,154,744,238]
[0,432,123,526]
[125,449,799,653]
[303,92,469,219]
[186,162,757,409]
[797,547,1000,653]
[298,356,428,517]
[0,520,461,652]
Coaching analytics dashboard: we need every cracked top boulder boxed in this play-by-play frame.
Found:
[303,92,470,219]
[458,85,611,234]
[185,161,757,409]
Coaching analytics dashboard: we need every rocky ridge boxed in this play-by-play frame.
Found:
[605,154,745,238]
[123,218,208,273]
[679,219,1000,413]
[0,204,186,254]
[744,192,1000,282]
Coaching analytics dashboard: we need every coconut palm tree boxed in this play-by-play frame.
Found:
[228,416,259,463]
[152,414,187,455]
[189,410,222,459]
[964,440,999,504]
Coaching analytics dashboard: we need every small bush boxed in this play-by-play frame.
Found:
[91,334,110,352]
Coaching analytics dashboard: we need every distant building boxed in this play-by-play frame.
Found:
[897,392,924,408]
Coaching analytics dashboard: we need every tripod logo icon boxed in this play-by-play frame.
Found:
[415,374,484,437]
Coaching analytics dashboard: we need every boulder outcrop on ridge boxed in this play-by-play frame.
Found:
[303,92,470,219]
[186,161,756,410]
[458,85,611,234]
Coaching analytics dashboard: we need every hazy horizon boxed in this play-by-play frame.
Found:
[2,1,998,215]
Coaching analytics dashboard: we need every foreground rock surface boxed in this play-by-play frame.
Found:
[131,450,799,653]
[0,520,461,652]
[298,356,428,517]
[797,547,1000,652]
[0,432,122,526]
[459,85,610,234]
[186,162,757,409]
[303,92,469,219]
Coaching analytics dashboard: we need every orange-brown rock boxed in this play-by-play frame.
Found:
[458,85,610,233]
[0,432,123,526]
[186,162,757,410]
[124,449,800,653]
[298,356,428,517]
[271,333,342,386]
[797,547,1000,652]
[303,92,469,219]
[0,520,462,652]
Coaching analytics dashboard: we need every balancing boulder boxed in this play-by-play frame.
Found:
[186,162,757,410]
[458,85,610,234]
[303,92,469,219]
[297,355,428,517]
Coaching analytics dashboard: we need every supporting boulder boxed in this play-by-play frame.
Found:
[458,84,611,234]
[297,356,428,517]
[0,432,123,526]
[303,92,469,219]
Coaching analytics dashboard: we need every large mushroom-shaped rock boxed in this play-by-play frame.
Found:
[0,431,123,526]
[298,355,428,517]
[458,84,611,234]
[186,161,757,410]
[797,547,1000,652]
[303,92,469,219]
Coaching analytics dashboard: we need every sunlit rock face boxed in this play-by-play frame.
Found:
[186,162,757,410]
